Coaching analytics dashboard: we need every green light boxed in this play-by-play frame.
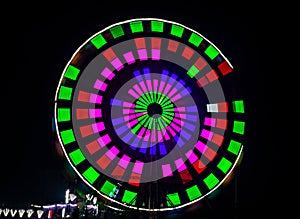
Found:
[188,33,203,47]
[69,149,85,165]
[110,25,124,39]
[151,21,164,32]
[64,65,80,81]
[170,24,184,38]
[58,86,73,100]
[228,140,242,155]
[122,190,137,205]
[187,65,199,78]
[204,173,219,190]
[101,180,117,197]
[90,34,107,49]
[205,45,219,60]
[131,123,142,134]
[57,108,70,122]
[60,129,75,145]
[166,193,181,206]
[233,121,245,134]
[186,185,202,201]
[232,100,245,113]
[82,167,100,184]
[217,157,232,174]
[130,21,143,33]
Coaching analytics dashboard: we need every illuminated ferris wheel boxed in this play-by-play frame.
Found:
[54,18,246,212]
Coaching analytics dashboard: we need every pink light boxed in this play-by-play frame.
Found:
[133,161,144,174]
[89,109,102,118]
[139,81,148,93]
[123,102,135,108]
[128,119,138,128]
[144,130,150,141]
[151,49,160,60]
[166,126,176,137]
[138,49,148,60]
[106,146,119,160]
[204,117,216,127]
[175,112,186,120]
[162,164,173,177]
[151,129,156,142]
[99,134,111,146]
[128,89,140,99]
[195,140,207,154]
[158,81,165,93]
[153,79,158,92]
[175,158,186,172]
[137,127,146,138]
[118,154,131,169]
[200,129,213,140]
[123,108,135,115]
[101,67,115,80]
[167,87,178,98]
[94,79,107,91]
[173,118,183,127]
[111,58,124,71]
[170,93,182,102]
[133,84,144,96]
[186,150,198,164]
[163,84,172,95]
[90,94,102,104]
[123,51,135,64]
[92,122,105,133]
[146,80,153,91]
[170,122,181,133]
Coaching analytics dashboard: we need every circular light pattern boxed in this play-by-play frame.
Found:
[54,18,246,211]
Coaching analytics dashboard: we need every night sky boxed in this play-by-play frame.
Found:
[0,3,276,218]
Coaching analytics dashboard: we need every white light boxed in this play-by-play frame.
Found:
[10,209,17,217]
[69,193,77,202]
[3,208,9,217]
[92,196,97,205]
[65,189,70,204]
[18,209,25,217]
[37,210,44,218]
[86,193,93,201]
[0,208,2,216]
[27,209,34,218]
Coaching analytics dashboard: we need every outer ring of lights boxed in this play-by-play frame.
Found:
[54,18,246,211]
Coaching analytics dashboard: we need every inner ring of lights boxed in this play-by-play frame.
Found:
[54,18,246,211]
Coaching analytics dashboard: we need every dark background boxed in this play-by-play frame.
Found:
[1,3,275,218]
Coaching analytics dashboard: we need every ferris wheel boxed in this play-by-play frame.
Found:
[54,18,246,212]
